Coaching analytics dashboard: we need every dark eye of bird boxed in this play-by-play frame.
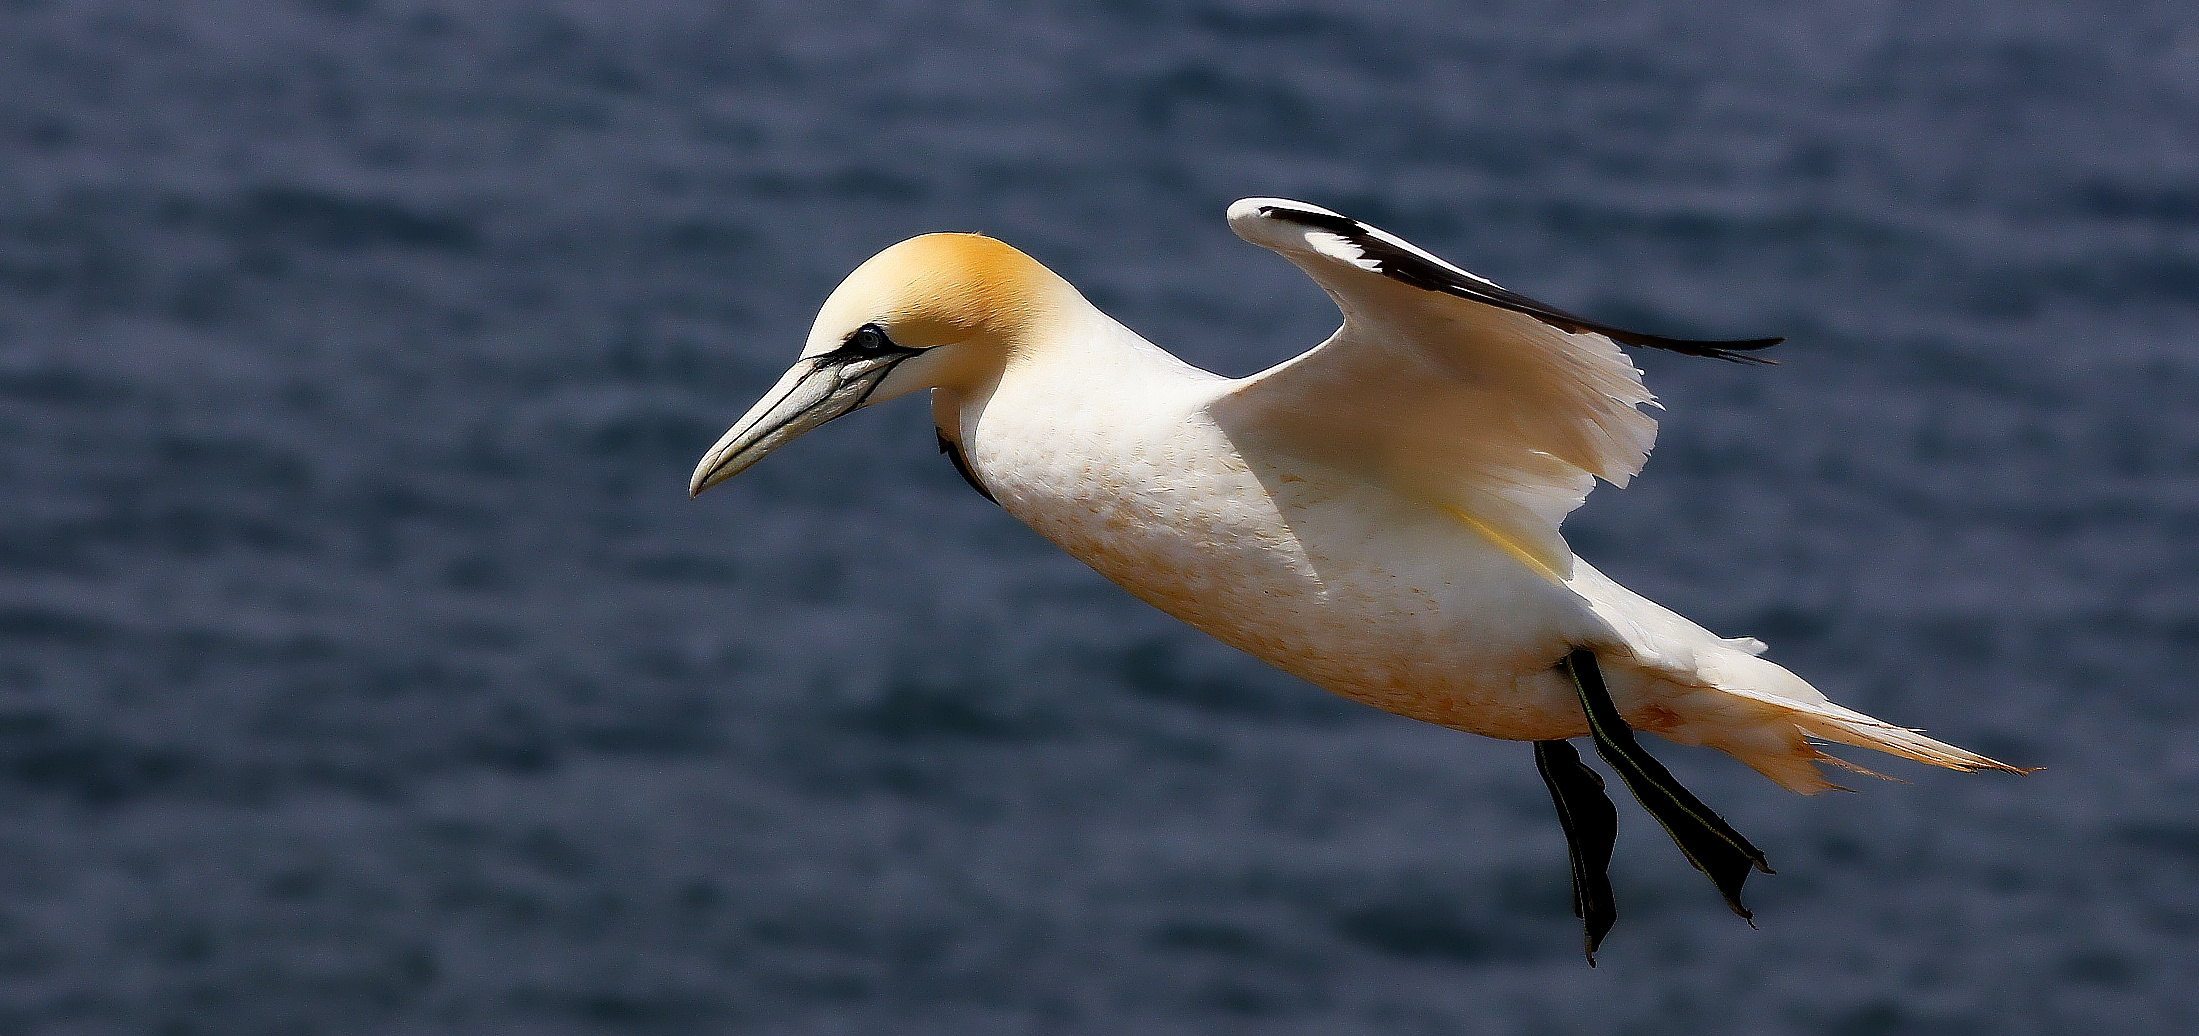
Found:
[842,323,895,356]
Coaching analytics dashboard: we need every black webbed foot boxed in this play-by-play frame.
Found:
[1534,738,1617,962]
[1562,648,1771,922]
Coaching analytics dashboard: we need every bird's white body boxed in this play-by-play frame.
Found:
[962,306,1603,738]
[695,197,2018,796]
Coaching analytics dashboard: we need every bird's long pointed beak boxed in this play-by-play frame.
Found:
[689,351,912,497]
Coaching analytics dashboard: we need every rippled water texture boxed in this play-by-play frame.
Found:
[1,1,2195,1032]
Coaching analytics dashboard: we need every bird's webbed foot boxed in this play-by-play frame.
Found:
[1534,737,1617,962]
[1561,648,1772,923]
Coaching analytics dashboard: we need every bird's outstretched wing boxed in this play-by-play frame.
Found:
[1213,198,1780,579]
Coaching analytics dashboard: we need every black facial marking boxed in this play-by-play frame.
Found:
[1256,205,1782,363]
[746,327,915,450]
[835,322,905,360]
[936,429,998,505]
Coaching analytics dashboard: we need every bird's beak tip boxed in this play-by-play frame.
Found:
[687,464,723,499]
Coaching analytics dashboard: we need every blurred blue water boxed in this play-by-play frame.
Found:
[1,0,2195,1032]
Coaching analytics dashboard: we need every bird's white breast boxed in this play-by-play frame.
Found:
[957,318,1612,739]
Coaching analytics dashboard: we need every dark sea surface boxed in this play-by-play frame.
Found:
[1,1,2195,1032]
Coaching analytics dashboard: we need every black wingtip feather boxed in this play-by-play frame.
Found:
[1254,204,1786,364]
[1629,335,1784,365]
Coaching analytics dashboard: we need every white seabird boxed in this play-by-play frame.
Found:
[691,198,2025,959]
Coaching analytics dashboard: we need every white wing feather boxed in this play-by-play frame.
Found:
[1214,198,1669,577]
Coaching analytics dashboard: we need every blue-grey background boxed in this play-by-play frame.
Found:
[1,1,2193,1032]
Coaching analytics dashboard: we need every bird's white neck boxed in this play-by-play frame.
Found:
[938,294,1225,456]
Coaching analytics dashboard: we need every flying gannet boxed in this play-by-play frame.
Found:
[691,198,2025,960]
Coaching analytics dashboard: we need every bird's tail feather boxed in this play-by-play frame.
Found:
[1572,559,2030,793]
[1786,706,2026,775]
[1685,650,2032,793]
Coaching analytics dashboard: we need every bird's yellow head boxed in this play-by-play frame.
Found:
[690,233,1071,497]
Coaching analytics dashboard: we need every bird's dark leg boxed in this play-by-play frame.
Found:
[1562,648,1772,922]
[1534,738,1617,962]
